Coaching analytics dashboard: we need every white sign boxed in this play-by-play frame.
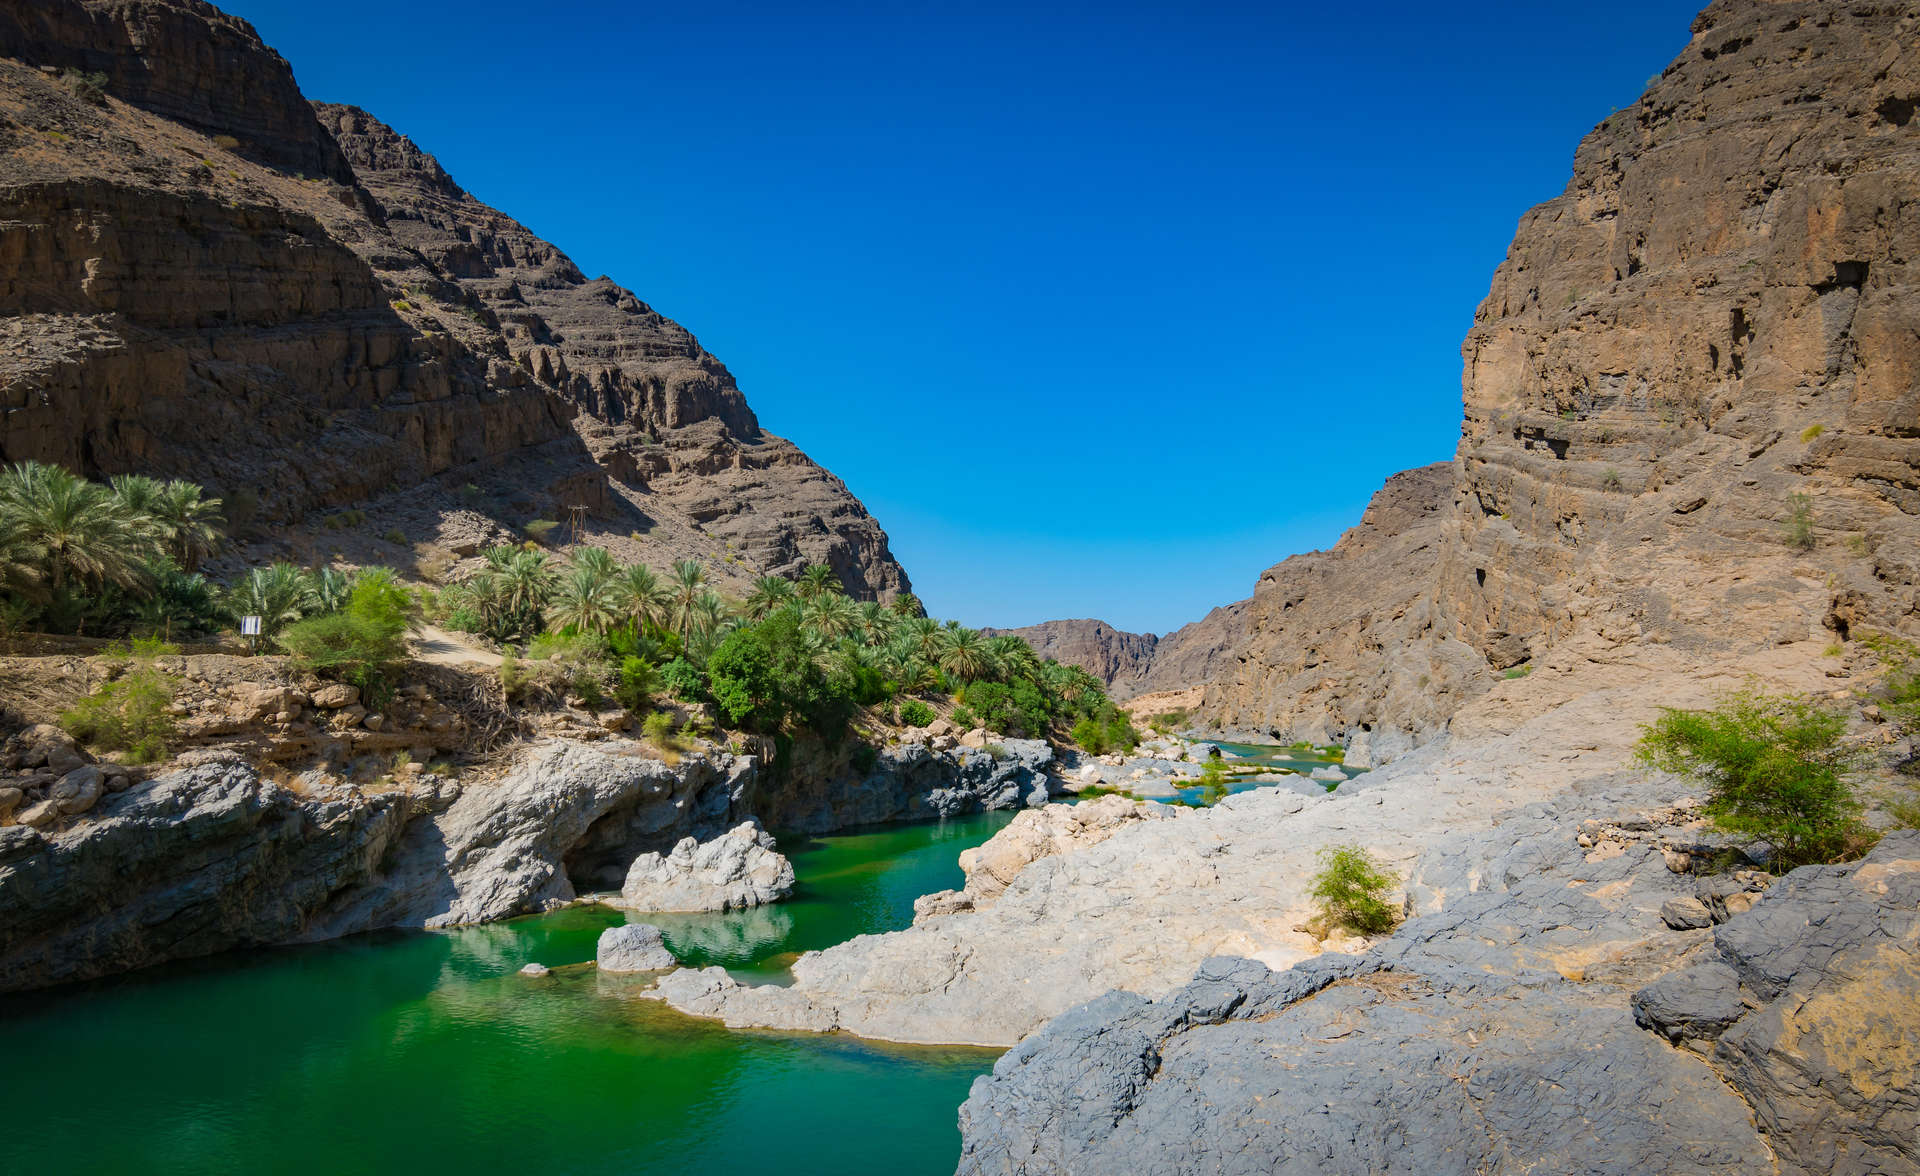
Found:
[240,615,262,636]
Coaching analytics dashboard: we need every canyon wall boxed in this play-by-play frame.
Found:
[1201,0,1920,750]
[0,0,908,597]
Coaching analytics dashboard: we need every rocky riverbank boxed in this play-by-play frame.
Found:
[0,731,1064,993]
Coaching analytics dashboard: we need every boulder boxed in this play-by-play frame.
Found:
[49,765,105,815]
[16,798,60,828]
[1309,764,1343,782]
[1660,895,1714,930]
[0,786,21,823]
[44,742,88,775]
[310,683,360,709]
[618,821,794,913]
[1630,962,1747,1043]
[596,923,677,972]
[518,962,551,977]
[959,728,990,749]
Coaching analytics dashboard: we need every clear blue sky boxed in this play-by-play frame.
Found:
[229,0,1700,634]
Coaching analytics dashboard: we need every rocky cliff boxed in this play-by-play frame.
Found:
[1198,0,1920,752]
[0,0,908,597]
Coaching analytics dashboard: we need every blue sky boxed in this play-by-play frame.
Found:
[229,0,1701,633]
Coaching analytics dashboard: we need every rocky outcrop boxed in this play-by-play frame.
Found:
[0,0,910,599]
[595,923,676,972]
[912,795,1168,919]
[1197,0,1920,755]
[749,735,1059,833]
[1201,463,1476,757]
[0,726,1073,991]
[615,820,794,913]
[955,811,1918,1176]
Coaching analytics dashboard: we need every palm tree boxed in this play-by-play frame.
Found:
[935,626,991,682]
[569,546,620,586]
[889,591,923,618]
[684,588,735,660]
[670,559,705,640]
[496,549,555,618]
[0,462,152,595]
[0,519,43,603]
[225,562,315,638]
[308,565,354,614]
[744,574,795,620]
[152,480,224,571]
[797,562,839,600]
[854,599,895,646]
[547,564,621,634]
[617,564,673,633]
[901,615,942,660]
[987,634,1040,682]
[804,591,858,642]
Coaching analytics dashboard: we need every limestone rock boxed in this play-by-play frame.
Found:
[309,684,359,709]
[616,821,794,913]
[49,765,104,815]
[517,962,550,977]
[1660,895,1714,930]
[595,923,675,973]
[0,786,20,823]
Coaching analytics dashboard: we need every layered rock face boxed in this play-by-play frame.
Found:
[0,0,908,597]
[1200,0,1920,750]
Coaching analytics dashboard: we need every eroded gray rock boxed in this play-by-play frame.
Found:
[595,923,675,972]
[616,820,794,913]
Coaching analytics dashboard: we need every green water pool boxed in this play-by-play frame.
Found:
[0,811,1017,1176]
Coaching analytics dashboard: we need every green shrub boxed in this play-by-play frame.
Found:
[898,698,936,727]
[277,574,412,709]
[1602,468,1623,492]
[658,656,708,703]
[1636,687,1866,868]
[1799,424,1825,443]
[382,528,407,545]
[1309,845,1398,933]
[950,704,978,730]
[1504,664,1532,680]
[62,663,177,764]
[524,519,559,543]
[1782,493,1816,553]
[614,656,657,713]
[642,711,682,757]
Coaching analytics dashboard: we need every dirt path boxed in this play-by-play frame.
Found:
[411,624,503,669]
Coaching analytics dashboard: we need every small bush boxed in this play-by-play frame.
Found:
[643,711,682,759]
[614,656,657,713]
[62,663,177,764]
[1782,493,1816,553]
[1602,468,1623,492]
[658,656,708,703]
[982,742,1008,759]
[1309,845,1398,934]
[1636,687,1866,869]
[1504,664,1532,680]
[212,134,240,150]
[950,704,978,730]
[278,574,412,709]
[60,69,108,105]
[1799,424,1825,443]
[897,698,936,727]
[524,520,559,543]
[382,528,407,545]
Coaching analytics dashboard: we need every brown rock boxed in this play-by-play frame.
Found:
[0,785,21,822]
[310,683,359,709]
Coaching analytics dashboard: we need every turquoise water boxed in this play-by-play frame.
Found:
[0,812,1016,1176]
[1137,739,1354,806]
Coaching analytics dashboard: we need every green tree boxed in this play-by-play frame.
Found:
[0,462,152,598]
[1636,687,1865,868]
[744,575,795,620]
[797,562,839,600]
[617,563,673,633]
[935,626,991,682]
[613,656,658,713]
[277,573,415,706]
[225,562,315,638]
[889,591,923,618]
[1310,845,1398,933]
[547,563,621,634]
[151,480,224,570]
[670,559,706,640]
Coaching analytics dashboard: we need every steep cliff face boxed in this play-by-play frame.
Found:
[1440,0,1920,666]
[1202,464,1483,754]
[1205,0,1920,749]
[0,0,909,598]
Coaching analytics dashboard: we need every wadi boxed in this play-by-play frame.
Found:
[0,1,1915,1173]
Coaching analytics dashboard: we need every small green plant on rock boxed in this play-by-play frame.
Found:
[898,698,936,727]
[1636,687,1867,869]
[1309,845,1398,934]
[1602,467,1623,492]
[62,640,179,764]
[1782,493,1816,553]
[1799,424,1825,443]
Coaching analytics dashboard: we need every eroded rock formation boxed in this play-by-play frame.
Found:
[1197,0,1920,752]
[0,0,908,598]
